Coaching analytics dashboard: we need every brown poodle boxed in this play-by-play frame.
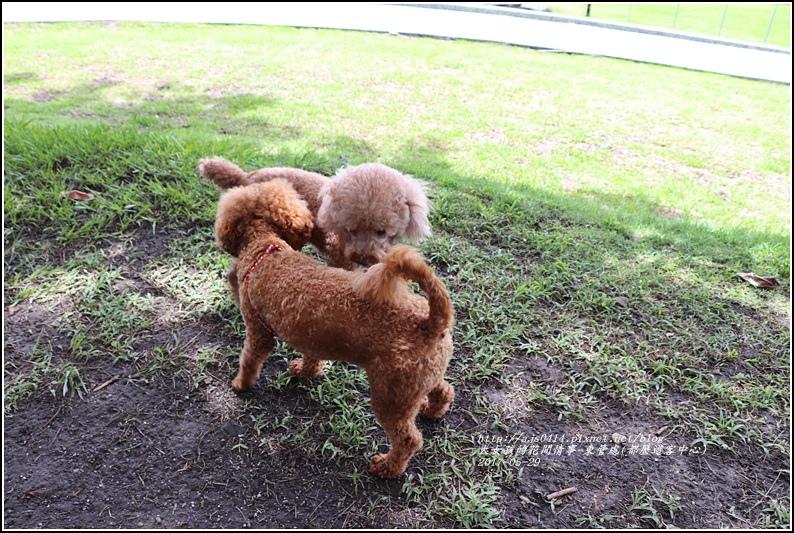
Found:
[199,157,431,298]
[214,179,455,479]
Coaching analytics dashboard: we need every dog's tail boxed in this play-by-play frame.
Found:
[199,157,250,189]
[354,245,453,340]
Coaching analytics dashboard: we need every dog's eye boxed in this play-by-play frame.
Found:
[376,230,386,237]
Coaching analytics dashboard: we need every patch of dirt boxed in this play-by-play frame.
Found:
[495,406,789,528]
[5,359,789,529]
[32,89,65,103]
[3,229,790,528]
[3,368,418,529]
[655,206,685,219]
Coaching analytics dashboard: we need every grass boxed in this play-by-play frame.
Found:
[628,486,682,528]
[545,2,791,47]
[3,20,791,528]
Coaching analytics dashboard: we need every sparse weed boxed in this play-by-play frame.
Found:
[629,487,682,528]
[760,496,791,529]
[51,362,87,398]
[438,479,502,528]
[575,513,623,528]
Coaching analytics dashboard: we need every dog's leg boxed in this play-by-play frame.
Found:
[231,328,276,391]
[288,356,325,379]
[324,240,353,270]
[369,395,424,479]
[419,380,455,420]
[227,259,241,306]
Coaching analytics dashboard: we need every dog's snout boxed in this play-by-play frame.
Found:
[354,255,377,268]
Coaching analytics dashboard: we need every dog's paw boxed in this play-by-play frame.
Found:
[288,357,324,379]
[369,453,404,479]
[419,382,455,419]
[419,401,448,420]
[231,374,253,391]
[419,404,450,420]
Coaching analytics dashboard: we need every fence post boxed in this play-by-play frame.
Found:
[764,3,778,44]
[718,4,728,37]
[628,4,633,24]
[672,4,680,30]
[586,3,591,17]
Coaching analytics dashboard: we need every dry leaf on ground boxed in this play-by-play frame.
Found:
[737,272,780,288]
[61,190,95,201]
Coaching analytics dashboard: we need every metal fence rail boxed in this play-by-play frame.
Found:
[568,3,792,47]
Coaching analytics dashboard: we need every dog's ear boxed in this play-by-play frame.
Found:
[267,180,314,250]
[316,180,338,233]
[215,181,314,255]
[214,186,256,256]
[403,176,432,241]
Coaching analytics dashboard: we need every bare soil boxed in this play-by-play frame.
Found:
[3,228,789,529]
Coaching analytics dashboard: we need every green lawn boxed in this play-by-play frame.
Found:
[3,21,791,528]
[546,2,791,47]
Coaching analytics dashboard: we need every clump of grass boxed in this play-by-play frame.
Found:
[629,487,682,528]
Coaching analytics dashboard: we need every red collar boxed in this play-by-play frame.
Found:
[244,243,282,283]
[243,244,281,337]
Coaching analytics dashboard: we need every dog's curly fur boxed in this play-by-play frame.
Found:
[199,156,431,292]
[214,180,455,478]
[317,162,431,267]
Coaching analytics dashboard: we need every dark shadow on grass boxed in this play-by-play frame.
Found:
[3,112,787,283]
[4,71,39,85]
[3,75,297,141]
[2,122,789,529]
[389,138,789,278]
